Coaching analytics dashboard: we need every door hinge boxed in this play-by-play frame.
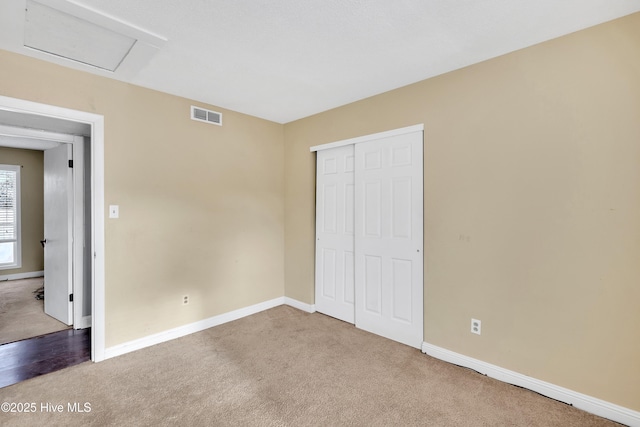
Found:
[68,159,73,168]
[69,294,74,302]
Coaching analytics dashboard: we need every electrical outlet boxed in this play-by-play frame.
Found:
[182,295,189,305]
[471,318,481,335]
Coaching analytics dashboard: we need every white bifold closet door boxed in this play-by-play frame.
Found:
[314,127,423,349]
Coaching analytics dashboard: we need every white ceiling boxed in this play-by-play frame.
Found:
[1,0,639,124]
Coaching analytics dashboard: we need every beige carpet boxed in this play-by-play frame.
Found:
[0,277,70,345]
[0,306,619,426]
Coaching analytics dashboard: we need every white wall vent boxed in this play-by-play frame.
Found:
[191,106,222,126]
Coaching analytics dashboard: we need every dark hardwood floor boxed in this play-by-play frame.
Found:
[0,328,90,388]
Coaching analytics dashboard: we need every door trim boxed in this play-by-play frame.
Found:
[71,135,89,329]
[0,95,106,362]
[3,128,89,328]
[310,124,424,152]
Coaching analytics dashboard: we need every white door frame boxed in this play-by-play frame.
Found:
[0,95,106,362]
[3,126,89,328]
[70,136,91,329]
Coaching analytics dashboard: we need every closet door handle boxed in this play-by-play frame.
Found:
[40,239,46,248]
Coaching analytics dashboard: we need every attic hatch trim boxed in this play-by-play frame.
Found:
[24,0,137,72]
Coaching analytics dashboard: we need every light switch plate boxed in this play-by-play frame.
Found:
[109,205,119,219]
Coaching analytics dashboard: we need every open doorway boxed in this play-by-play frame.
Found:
[0,145,67,345]
[0,276,71,344]
[0,95,105,365]
[0,130,91,344]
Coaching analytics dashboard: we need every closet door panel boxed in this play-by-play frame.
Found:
[315,145,355,323]
[354,131,423,349]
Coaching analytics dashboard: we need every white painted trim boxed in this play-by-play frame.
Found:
[0,135,61,151]
[0,270,44,281]
[104,297,285,360]
[91,112,106,362]
[75,315,91,330]
[71,135,85,329]
[310,124,424,152]
[284,297,316,313]
[35,0,167,45]
[104,297,318,360]
[0,123,77,143]
[422,342,640,427]
[0,163,21,270]
[0,95,105,363]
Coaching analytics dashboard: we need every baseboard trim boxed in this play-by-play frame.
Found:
[104,297,285,360]
[0,270,44,281]
[284,297,316,313]
[104,296,319,360]
[422,342,639,427]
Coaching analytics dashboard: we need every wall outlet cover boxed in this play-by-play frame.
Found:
[471,318,481,335]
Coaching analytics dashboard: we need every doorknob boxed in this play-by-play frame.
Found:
[40,239,46,248]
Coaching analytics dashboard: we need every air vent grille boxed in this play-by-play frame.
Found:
[191,106,222,126]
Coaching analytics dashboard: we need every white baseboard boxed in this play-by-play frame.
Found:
[104,297,285,359]
[0,270,44,281]
[422,342,639,427]
[284,297,316,313]
[104,296,318,360]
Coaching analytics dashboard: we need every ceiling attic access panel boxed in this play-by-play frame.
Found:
[24,0,135,72]
[0,0,167,79]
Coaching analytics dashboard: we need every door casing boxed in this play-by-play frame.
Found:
[38,134,90,328]
[0,95,105,362]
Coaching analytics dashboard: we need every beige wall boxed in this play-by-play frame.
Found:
[0,49,285,347]
[1,11,638,413]
[0,147,44,275]
[284,13,640,410]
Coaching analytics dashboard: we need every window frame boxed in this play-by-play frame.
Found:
[0,164,21,270]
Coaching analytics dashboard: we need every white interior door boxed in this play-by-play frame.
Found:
[315,145,355,323]
[354,131,423,348]
[44,143,73,325]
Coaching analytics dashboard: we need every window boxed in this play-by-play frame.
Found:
[0,164,21,270]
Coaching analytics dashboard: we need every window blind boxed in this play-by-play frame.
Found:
[0,167,18,244]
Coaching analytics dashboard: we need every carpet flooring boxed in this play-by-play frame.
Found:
[0,306,620,426]
[0,277,70,345]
